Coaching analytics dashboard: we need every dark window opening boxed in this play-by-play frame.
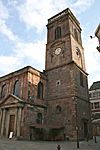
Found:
[36,113,42,124]
[56,105,62,113]
[1,84,6,99]
[89,93,91,98]
[13,80,20,97]
[28,82,31,100]
[94,112,100,119]
[28,90,31,99]
[37,82,43,99]
[74,28,78,41]
[94,102,99,109]
[91,103,93,109]
[80,72,84,87]
[55,27,61,40]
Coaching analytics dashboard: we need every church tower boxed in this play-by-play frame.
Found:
[45,8,92,140]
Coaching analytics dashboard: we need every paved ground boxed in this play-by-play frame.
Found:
[0,136,100,150]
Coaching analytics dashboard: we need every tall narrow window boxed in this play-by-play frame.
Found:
[56,105,62,113]
[80,72,84,87]
[1,84,6,99]
[13,80,20,97]
[94,102,99,109]
[55,27,61,40]
[74,28,78,41]
[76,47,81,58]
[37,82,43,99]
[91,103,94,109]
[89,93,91,98]
[36,113,42,124]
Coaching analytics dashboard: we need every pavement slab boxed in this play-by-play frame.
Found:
[0,136,100,150]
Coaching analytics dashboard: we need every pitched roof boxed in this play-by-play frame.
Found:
[90,81,100,90]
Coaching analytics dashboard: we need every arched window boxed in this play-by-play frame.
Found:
[37,82,43,99]
[56,105,62,113]
[74,28,78,41]
[80,72,84,87]
[55,27,61,40]
[36,113,42,124]
[13,80,20,97]
[1,84,6,99]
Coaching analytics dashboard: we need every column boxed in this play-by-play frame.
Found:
[14,108,18,136]
[1,109,6,136]
[17,107,22,137]
[0,109,3,136]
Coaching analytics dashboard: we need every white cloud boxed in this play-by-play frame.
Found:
[17,0,95,32]
[0,55,21,76]
[0,1,9,20]
[84,38,99,73]
[7,0,18,6]
[72,0,95,14]
[0,22,19,42]
[84,38,100,86]
[17,0,57,32]
[0,0,98,86]
[13,38,46,70]
[0,1,46,73]
[0,0,95,39]
[0,1,20,42]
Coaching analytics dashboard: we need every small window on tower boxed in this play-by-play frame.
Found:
[36,113,42,124]
[56,105,62,113]
[74,28,78,41]
[80,72,84,87]
[56,80,61,86]
[55,27,61,40]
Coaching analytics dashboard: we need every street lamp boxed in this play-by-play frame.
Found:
[76,126,79,148]
[92,118,97,143]
[95,24,100,52]
[74,98,80,148]
[90,23,100,52]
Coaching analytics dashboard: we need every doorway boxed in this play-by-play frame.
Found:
[8,115,15,137]
[84,122,88,138]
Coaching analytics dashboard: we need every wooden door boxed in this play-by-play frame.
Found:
[9,115,15,136]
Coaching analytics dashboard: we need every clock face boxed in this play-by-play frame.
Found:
[55,47,61,55]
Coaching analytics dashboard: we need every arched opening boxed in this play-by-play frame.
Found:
[37,82,43,99]
[55,27,61,40]
[56,105,62,113]
[1,84,6,99]
[13,80,20,97]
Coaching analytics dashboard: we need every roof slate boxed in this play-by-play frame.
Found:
[90,81,100,90]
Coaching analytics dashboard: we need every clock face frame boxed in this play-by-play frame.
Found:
[54,47,61,55]
[76,47,81,58]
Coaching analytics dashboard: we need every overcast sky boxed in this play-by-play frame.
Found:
[0,0,100,87]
